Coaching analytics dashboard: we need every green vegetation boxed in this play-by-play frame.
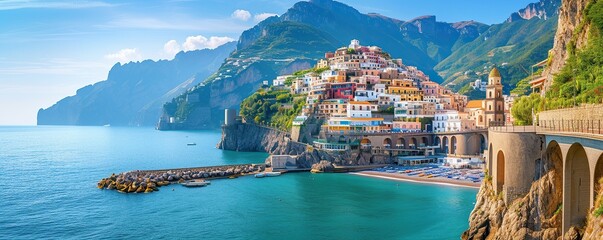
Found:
[239,88,306,131]
[511,93,543,125]
[547,1,603,107]
[436,16,558,93]
[594,201,603,217]
[555,203,563,216]
[231,21,339,60]
[458,83,487,100]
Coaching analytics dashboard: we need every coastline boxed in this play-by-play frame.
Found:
[350,171,481,189]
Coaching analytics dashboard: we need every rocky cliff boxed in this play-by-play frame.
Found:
[544,0,591,90]
[218,123,346,168]
[583,181,603,239]
[463,1,602,239]
[508,0,561,22]
[463,148,563,240]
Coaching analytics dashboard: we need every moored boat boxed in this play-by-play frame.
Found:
[265,172,281,177]
[181,180,210,187]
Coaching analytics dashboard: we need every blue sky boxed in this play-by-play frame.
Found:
[0,0,536,125]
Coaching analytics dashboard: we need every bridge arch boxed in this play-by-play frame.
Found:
[480,134,487,153]
[563,143,591,231]
[421,137,428,147]
[594,153,603,203]
[411,137,418,149]
[451,136,457,154]
[442,136,449,154]
[360,138,371,146]
[396,138,405,149]
[383,138,392,148]
[496,150,505,194]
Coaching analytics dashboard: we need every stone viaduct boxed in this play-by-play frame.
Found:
[486,104,603,234]
[325,129,488,157]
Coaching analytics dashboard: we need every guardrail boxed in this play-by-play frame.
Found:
[489,124,537,133]
[538,119,602,135]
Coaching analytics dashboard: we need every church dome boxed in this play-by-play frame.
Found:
[489,67,501,78]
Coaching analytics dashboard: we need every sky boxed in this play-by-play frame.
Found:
[0,0,537,125]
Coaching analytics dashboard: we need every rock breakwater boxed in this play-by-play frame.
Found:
[97,164,264,193]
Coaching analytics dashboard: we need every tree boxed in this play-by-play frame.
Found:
[511,93,543,125]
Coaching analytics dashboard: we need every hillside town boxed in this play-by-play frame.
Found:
[268,40,511,154]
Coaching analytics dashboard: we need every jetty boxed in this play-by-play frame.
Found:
[97,163,266,193]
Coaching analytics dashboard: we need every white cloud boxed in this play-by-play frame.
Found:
[232,9,251,21]
[163,40,181,57]
[254,13,278,22]
[104,48,142,63]
[182,35,234,51]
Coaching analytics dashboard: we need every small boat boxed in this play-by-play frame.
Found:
[181,180,210,187]
[265,172,281,177]
[255,173,266,178]
[187,143,197,146]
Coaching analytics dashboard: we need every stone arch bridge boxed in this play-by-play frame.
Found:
[487,105,603,234]
[325,129,488,157]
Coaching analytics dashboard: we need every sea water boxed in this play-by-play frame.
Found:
[0,126,477,240]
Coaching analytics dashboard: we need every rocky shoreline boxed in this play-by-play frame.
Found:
[97,164,264,193]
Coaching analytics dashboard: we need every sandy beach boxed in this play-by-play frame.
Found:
[350,171,481,189]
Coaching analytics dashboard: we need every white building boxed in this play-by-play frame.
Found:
[374,84,387,94]
[346,101,376,118]
[434,110,462,133]
[273,75,291,86]
[470,79,487,91]
[377,94,401,108]
[354,90,380,102]
[394,101,436,119]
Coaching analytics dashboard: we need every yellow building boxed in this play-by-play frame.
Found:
[387,79,424,101]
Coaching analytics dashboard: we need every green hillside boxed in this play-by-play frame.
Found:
[436,17,557,93]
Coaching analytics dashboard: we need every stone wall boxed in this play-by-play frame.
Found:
[539,104,603,123]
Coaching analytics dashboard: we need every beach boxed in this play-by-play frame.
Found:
[351,170,481,189]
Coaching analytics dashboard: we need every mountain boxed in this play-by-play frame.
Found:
[435,0,560,95]
[159,0,490,129]
[37,42,236,126]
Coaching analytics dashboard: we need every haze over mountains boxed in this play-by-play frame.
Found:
[37,42,235,126]
[38,0,560,127]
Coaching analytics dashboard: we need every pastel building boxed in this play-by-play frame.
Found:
[326,117,387,133]
[354,90,380,101]
[392,121,421,133]
[394,101,436,119]
[347,101,378,118]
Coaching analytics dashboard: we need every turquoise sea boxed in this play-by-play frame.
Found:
[0,126,477,240]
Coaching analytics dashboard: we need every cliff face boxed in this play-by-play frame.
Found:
[544,0,591,90]
[463,148,563,240]
[507,0,561,22]
[218,123,348,168]
[583,181,603,239]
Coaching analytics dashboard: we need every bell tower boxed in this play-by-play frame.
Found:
[485,67,504,126]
